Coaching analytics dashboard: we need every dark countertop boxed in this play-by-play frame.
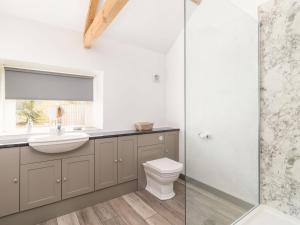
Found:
[0,127,179,149]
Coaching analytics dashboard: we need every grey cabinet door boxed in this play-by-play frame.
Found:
[164,131,179,161]
[138,144,165,190]
[0,148,19,217]
[117,136,138,184]
[95,138,118,190]
[20,160,61,211]
[62,155,94,200]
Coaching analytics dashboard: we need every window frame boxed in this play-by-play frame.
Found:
[0,63,103,135]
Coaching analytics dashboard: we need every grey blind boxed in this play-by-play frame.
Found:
[5,67,93,101]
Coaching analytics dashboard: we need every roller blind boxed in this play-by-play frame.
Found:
[4,67,93,101]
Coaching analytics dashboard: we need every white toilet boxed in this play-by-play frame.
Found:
[143,157,183,200]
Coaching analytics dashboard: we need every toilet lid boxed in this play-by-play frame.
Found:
[145,158,183,174]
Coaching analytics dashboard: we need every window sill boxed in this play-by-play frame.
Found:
[0,127,101,141]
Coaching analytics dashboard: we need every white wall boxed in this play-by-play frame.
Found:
[0,14,167,132]
[165,0,197,165]
[166,31,185,164]
[229,0,271,20]
[166,0,259,204]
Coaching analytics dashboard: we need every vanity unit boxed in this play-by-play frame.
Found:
[20,141,95,211]
[0,128,179,225]
[94,136,137,190]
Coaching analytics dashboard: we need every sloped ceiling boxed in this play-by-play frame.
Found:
[0,0,188,53]
[0,0,268,52]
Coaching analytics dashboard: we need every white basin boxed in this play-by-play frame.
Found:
[28,133,89,154]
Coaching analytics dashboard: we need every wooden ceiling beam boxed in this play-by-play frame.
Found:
[84,0,100,34]
[190,0,202,5]
[84,0,128,48]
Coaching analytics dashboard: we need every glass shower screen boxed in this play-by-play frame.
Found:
[185,0,260,224]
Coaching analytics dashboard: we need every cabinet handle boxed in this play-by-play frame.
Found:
[158,136,164,141]
[13,178,18,183]
[114,159,118,163]
[63,177,67,182]
[56,179,61,183]
[119,158,123,162]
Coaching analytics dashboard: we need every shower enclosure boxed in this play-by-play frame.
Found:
[185,0,259,224]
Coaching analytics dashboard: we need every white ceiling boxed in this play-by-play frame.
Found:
[0,0,269,53]
[0,0,187,53]
[229,0,271,20]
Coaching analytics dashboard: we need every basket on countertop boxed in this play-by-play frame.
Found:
[135,122,154,131]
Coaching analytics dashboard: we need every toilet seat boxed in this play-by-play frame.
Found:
[144,158,183,174]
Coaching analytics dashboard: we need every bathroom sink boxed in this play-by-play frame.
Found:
[28,133,89,154]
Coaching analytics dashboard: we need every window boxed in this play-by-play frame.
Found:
[0,65,103,134]
[15,100,93,129]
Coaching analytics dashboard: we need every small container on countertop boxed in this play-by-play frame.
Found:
[135,122,154,131]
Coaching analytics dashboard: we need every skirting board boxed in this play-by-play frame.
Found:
[180,174,254,211]
[0,180,137,225]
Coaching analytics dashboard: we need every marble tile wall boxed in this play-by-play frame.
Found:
[259,0,300,219]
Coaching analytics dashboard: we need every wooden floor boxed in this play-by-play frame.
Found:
[186,182,249,225]
[38,181,250,225]
[38,182,185,225]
